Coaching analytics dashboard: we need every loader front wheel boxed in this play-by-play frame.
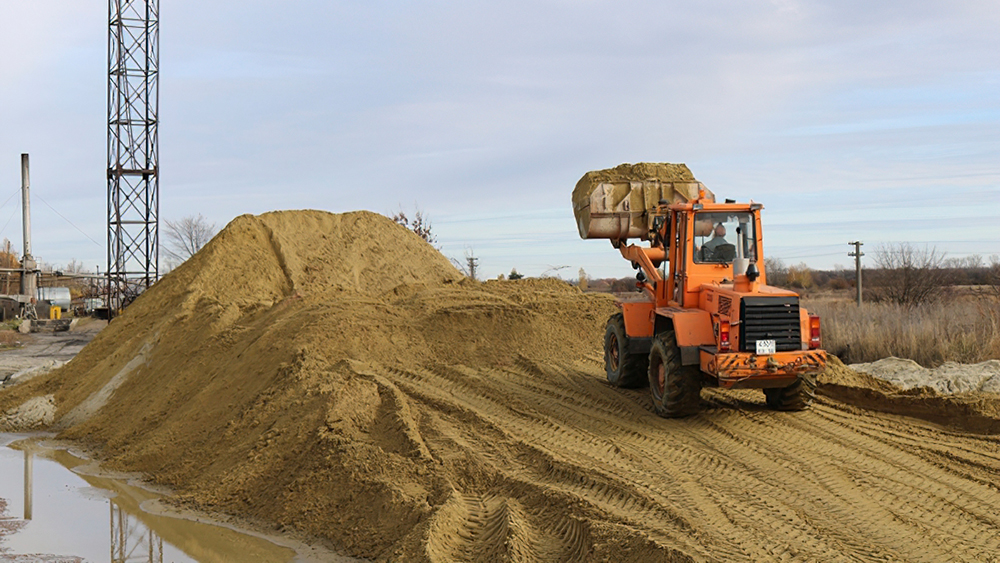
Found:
[604,314,648,388]
[764,374,817,411]
[647,331,701,417]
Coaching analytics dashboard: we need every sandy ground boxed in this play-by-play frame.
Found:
[0,320,105,431]
[0,211,997,562]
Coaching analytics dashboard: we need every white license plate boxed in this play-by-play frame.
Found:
[756,339,776,355]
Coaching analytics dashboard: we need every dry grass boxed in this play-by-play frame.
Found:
[805,294,1000,367]
[0,330,21,349]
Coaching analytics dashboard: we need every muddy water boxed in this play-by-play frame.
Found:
[0,434,297,562]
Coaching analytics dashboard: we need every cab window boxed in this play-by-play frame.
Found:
[693,212,756,264]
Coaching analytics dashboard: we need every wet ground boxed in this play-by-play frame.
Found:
[0,319,104,385]
[0,433,299,562]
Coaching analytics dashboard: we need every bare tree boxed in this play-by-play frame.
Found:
[867,243,948,306]
[0,238,19,269]
[391,207,437,246]
[61,259,87,274]
[162,214,216,262]
[988,254,1000,300]
[541,265,568,278]
[763,256,787,286]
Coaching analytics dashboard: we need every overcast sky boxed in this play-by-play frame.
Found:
[1,0,998,279]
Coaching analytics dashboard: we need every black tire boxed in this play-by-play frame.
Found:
[647,331,701,417]
[764,374,817,411]
[604,314,648,388]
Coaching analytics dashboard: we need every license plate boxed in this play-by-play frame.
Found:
[756,339,776,355]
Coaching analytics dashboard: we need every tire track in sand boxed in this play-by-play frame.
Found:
[363,360,1000,562]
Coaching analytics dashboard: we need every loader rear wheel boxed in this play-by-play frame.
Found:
[764,374,817,411]
[604,314,648,388]
[647,331,701,417]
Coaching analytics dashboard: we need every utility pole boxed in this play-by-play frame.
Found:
[466,254,478,281]
[848,241,864,306]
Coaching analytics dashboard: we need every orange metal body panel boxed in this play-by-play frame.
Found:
[655,307,714,347]
[621,301,655,338]
[799,306,812,341]
[701,349,827,389]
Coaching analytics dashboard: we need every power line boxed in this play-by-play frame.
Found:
[773,251,845,260]
[0,206,18,241]
[0,188,19,211]
[34,193,103,248]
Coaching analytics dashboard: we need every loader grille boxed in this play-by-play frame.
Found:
[739,296,801,353]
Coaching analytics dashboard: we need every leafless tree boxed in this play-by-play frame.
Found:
[763,256,788,286]
[61,259,88,274]
[0,238,18,269]
[867,243,948,306]
[988,254,1000,300]
[391,207,437,246]
[541,265,568,278]
[162,214,216,263]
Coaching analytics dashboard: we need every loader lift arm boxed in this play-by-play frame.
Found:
[613,240,667,303]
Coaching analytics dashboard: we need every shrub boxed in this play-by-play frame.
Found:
[787,263,813,289]
[827,277,851,290]
[805,296,1000,367]
[866,243,948,306]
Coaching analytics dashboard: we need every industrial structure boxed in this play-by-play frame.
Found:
[19,154,37,316]
[107,0,160,315]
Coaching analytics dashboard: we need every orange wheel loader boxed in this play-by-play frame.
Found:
[573,163,826,417]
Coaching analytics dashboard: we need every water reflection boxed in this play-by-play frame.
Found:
[1,435,297,562]
[111,503,163,563]
[23,448,32,520]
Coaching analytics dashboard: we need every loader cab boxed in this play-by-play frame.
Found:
[664,202,766,307]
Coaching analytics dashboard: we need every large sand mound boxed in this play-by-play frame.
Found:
[2,210,1000,562]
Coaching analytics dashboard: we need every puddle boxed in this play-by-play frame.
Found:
[0,433,301,562]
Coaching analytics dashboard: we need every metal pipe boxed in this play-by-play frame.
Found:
[20,154,30,259]
[19,154,37,303]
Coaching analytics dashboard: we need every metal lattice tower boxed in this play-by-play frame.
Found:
[108,0,159,314]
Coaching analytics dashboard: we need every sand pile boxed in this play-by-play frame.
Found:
[851,357,1000,394]
[817,356,1000,434]
[571,163,711,241]
[0,394,56,431]
[0,210,626,561]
